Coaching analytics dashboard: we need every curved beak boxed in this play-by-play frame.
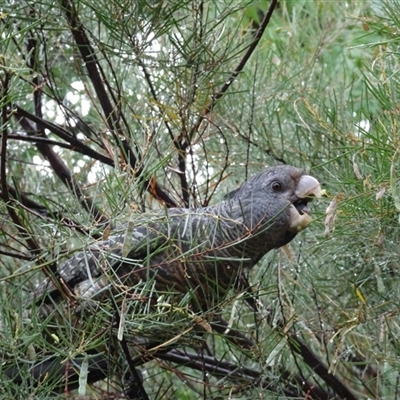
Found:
[295,175,322,199]
[289,174,322,232]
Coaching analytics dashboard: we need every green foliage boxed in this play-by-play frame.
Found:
[2,0,400,398]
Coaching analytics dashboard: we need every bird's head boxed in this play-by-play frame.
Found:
[225,165,321,250]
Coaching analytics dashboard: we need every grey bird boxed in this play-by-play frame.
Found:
[33,164,321,314]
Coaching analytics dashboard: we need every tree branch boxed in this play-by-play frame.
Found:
[188,0,279,140]
[16,114,108,225]
[0,69,45,262]
[13,106,114,166]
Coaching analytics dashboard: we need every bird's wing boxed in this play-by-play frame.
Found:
[32,216,168,307]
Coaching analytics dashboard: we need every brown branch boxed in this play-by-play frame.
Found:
[189,0,278,140]
[210,315,255,350]
[17,114,108,224]
[21,28,107,223]
[4,348,310,398]
[113,307,150,400]
[60,0,121,135]
[0,250,32,261]
[214,0,278,105]
[213,316,334,400]
[8,133,81,150]
[3,353,109,392]
[60,0,139,171]
[157,349,331,399]
[199,119,230,206]
[8,191,103,240]
[286,333,358,400]
[177,149,190,207]
[133,55,189,207]
[241,283,356,400]
[272,276,358,400]
[124,309,330,400]
[14,108,176,209]
[0,69,45,263]
[60,0,177,208]
[147,179,178,208]
[13,106,114,166]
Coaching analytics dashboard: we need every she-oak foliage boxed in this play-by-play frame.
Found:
[1,0,400,399]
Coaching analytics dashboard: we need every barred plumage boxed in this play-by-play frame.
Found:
[32,165,321,315]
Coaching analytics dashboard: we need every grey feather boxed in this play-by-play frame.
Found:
[32,165,321,313]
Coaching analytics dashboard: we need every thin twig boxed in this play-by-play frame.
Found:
[0,70,44,262]
[0,249,33,261]
[13,106,114,166]
[16,112,108,224]
[112,304,150,400]
[275,267,358,400]
[188,0,279,141]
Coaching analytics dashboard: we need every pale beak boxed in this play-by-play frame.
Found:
[295,175,322,199]
[289,175,322,232]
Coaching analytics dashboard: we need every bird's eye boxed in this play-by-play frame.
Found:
[272,181,282,191]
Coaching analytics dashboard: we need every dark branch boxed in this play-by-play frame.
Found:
[16,115,108,225]
[152,349,331,399]
[286,333,358,400]
[188,0,279,141]
[0,69,44,261]
[13,106,114,166]
[60,0,122,136]
[211,0,278,106]
[0,249,33,261]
